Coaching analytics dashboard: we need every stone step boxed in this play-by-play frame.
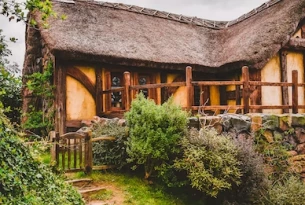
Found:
[79,187,106,195]
[66,178,93,187]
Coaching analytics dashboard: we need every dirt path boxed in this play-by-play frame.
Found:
[66,177,125,205]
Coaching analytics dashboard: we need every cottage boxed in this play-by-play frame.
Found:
[23,0,305,134]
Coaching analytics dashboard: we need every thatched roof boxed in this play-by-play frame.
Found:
[34,0,305,72]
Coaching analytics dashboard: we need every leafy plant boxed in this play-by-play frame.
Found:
[23,60,55,137]
[0,29,22,124]
[0,108,84,205]
[174,128,241,198]
[92,119,128,169]
[125,93,189,179]
[259,175,305,205]
[221,138,268,205]
[254,128,290,181]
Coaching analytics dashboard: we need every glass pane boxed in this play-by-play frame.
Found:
[139,76,148,98]
[111,76,122,107]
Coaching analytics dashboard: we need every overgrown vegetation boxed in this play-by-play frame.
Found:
[0,29,22,124]
[0,109,84,205]
[174,128,242,197]
[254,128,291,181]
[125,93,189,179]
[92,119,128,169]
[23,59,55,137]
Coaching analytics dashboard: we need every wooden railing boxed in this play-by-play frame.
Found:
[101,66,304,114]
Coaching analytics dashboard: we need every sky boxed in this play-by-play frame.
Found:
[1,0,268,71]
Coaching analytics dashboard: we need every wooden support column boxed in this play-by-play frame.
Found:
[280,50,289,113]
[186,66,193,110]
[56,62,66,135]
[85,131,93,173]
[292,70,299,114]
[242,66,250,114]
[161,73,167,103]
[95,68,102,115]
[124,72,131,111]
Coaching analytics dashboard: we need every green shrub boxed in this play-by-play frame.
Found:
[0,109,84,205]
[221,138,268,205]
[92,119,128,169]
[254,129,290,180]
[259,175,305,205]
[125,93,189,179]
[174,128,241,198]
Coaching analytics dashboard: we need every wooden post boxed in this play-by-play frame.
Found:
[50,131,56,161]
[85,131,93,173]
[186,66,193,111]
[280,50,289,113]
[124,72,131,111]
[55,132,60,166]
[95,68,103,115]
[292,70,299,114]
[242,66,250,114]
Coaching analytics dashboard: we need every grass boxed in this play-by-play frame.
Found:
[73,171,205,205]
[88,189,113,201]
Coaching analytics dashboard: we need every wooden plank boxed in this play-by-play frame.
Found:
[74,138,77,169]
[249,81,292,86]
[50,131,56,161]
[161,73,167,103]
[66,67,95,99]
[102,87,124,94]
[61,132,86,140]
[56,62,67,135]
[124,72,131,111]
[242,66,250,114]
[62,140,66,171]
[249,69,262,113]
[280,50,289,113]
[84,132,93,173]
[92,136,116,142]
[95,68,103,115]
[67,139,71,170]
[192,105,244,110]
[292,70,299,114]
[79,138,83,169]
[66,120,82,128]
[192,81,243,86]
[130,82,185,90]
[56,133,60,166]
[186,66,193,110]
[105,71,111,112]
[250,105,292,109]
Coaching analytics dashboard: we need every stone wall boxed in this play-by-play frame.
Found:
[189,113,305,180]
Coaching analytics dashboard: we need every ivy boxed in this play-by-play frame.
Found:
[23,59,55,137]
[0,109,84,205]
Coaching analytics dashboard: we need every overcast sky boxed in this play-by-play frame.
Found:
[1,0,268,71]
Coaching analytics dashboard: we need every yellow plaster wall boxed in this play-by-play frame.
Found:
[66,76,96,120]
[287,52,304,112]
[261,55,282,114]
[166,74,188,107]
[76,66,96,85]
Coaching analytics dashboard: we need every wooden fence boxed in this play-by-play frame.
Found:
[103,66,304,114]
[51,131,116,173]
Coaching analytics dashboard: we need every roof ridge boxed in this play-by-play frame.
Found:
[52,0,283,29]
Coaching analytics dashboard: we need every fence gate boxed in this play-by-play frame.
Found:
[51,131,92,173]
